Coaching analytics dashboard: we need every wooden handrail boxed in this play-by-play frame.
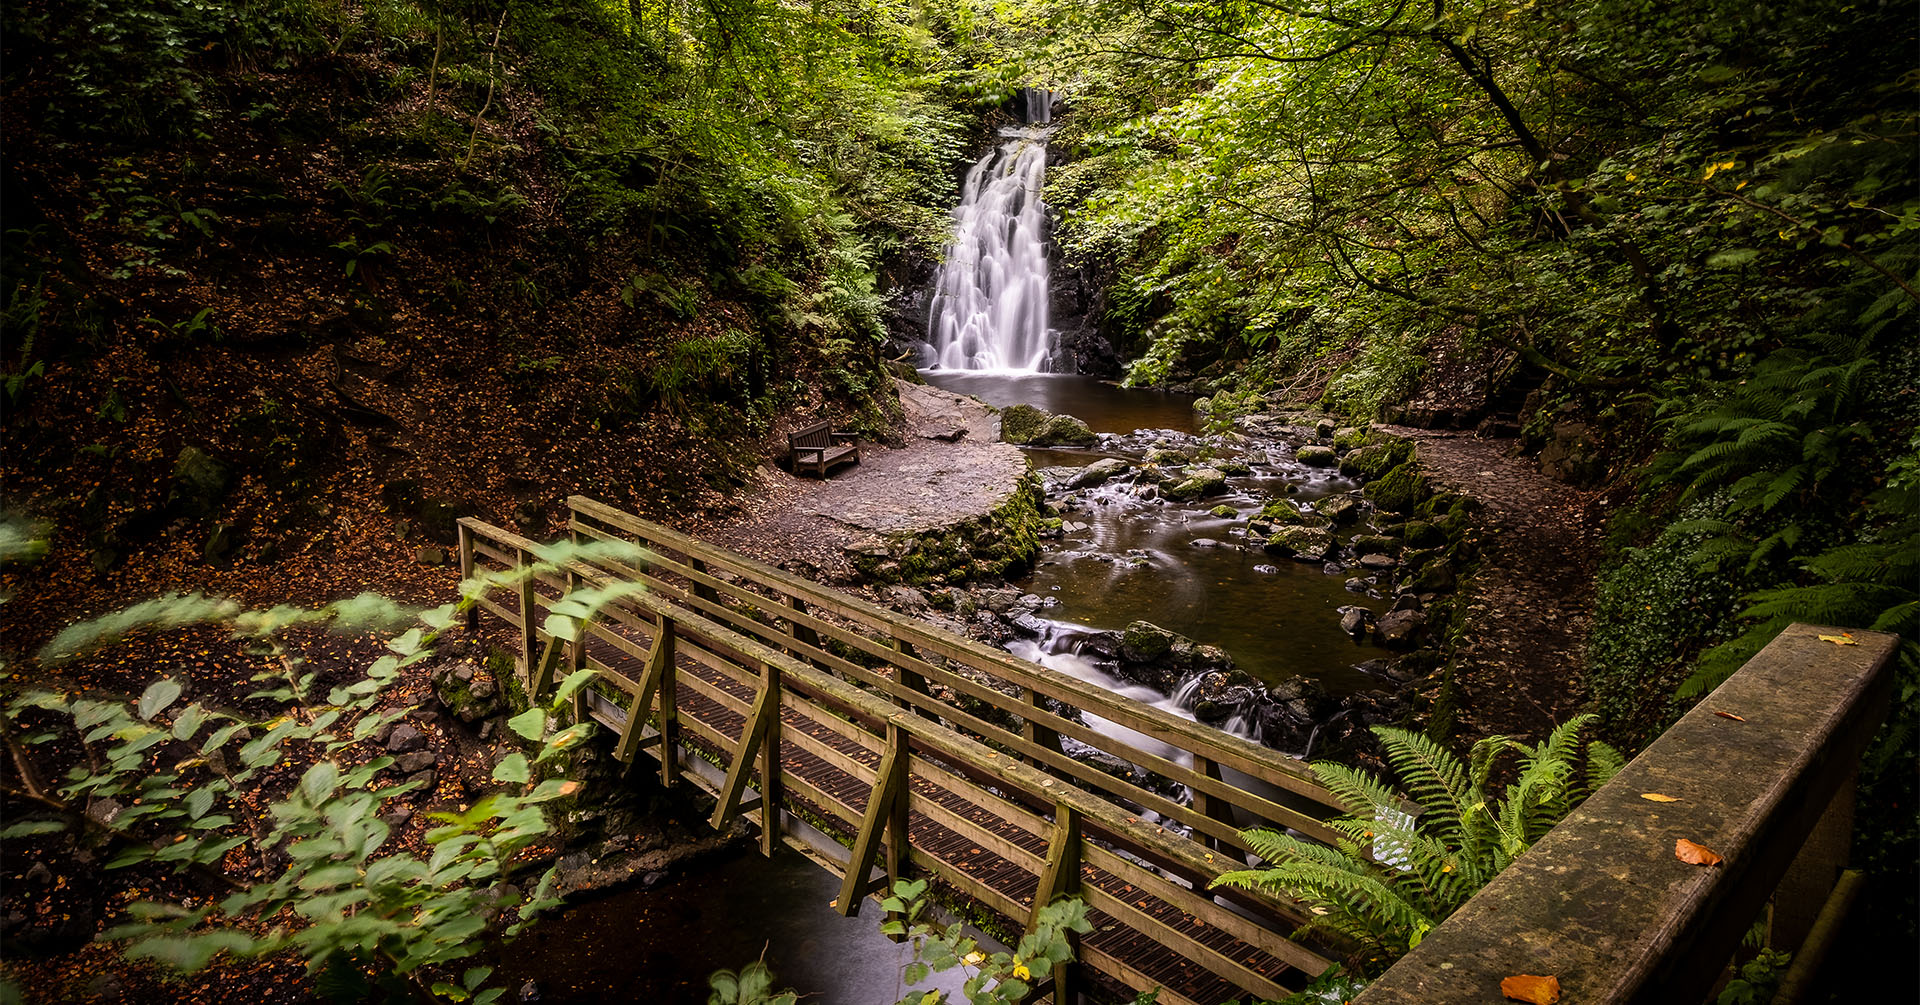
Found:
[458,514,1338,1002]
[566,496,1339,803]
[1355,623,1899,1004]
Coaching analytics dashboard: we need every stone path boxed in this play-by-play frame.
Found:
[693,380,1027,582]
[1376,426,1606,743]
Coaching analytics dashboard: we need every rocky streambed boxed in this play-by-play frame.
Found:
[871,396,1484,769]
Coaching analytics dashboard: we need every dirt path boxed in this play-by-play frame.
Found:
[689,380,1027,582]
[1376,426,1606,744]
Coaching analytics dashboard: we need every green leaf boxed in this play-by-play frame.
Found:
[550,668,597,707]
[1706,248,1761,269]
[184,787,215,821]
[124,929,258,971]
[301,761,340,804]
[492,753,531,785]
[171,703,209,740]
[0,819,68,839]
[463,966,494,991]
[138,679,183,720]
[508,708,547,743]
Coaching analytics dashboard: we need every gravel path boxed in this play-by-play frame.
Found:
[692,380,1027,582]
[1376,426,1607,743]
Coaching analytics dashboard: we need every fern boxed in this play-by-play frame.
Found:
[1212,716,1616,974]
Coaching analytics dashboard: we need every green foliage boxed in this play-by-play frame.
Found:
[880,878,1091,1005]
[1211,716,1620,974]
[707,961,798,1005]
[1713,949,1791,1005]
[4,538,650,1001]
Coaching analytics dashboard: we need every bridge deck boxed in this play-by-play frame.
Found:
[459,498,1347,1003]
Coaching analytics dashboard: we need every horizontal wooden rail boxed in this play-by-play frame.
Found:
[457,515,1338,1003]
[1356,623,1899,1005]
[566,496,1343,839]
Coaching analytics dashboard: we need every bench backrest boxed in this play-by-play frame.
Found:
[788,421,833,449]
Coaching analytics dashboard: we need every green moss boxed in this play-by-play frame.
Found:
[850,474,1046,586]
[1255,499,1303,523]
[1365,461,1429,513]
[1339,439,1413,480]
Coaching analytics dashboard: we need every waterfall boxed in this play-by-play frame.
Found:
[926,91,1056,373]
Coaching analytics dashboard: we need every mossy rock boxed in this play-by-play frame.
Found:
[1412,561,1457,593]
[1295,444,1338,467]
[1000,404,1048,444]
[1401,519,1448,548]
[1338,439,1414,480]
[1164,467,1229,501]
[1208,504,1238,518]
[1332,426,1373,451]
[1121,620,1180,662]
[1365,461,1429,513]
[1262,525,1335,561]
[1256,499,1304,523]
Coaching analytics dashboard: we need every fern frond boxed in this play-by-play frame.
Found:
[1370,726,1470,834]
[1586,741,1626,795]
[1310,761,1405,822]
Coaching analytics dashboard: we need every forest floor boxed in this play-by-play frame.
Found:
[691,380,1026,581]
[1376,425,1609,744]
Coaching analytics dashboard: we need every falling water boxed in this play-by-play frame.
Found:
[926,90,1056,373]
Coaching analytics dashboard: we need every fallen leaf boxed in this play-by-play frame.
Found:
[1675,838,1724,866]
[1818,634,1859,646]
[1640,793,1682,803]
[1501,974,1561,1003]
[1713,711,1745,721]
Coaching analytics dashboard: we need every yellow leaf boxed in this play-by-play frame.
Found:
[1502,974,1561,1003]
[1012,963,1031,980]
[963,951,985,966]
[1818,634,1860,646]
[1675,838,1724,866]
[1640,793,1682,803]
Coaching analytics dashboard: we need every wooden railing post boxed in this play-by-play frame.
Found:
[759,659,783,856]
[457,523,478,630]
[1021,686,1063,767]
[516,546,537,677]
[782,595,821,662]
[689,556,719,605]
[1192,756,1246,864]
[656,616,679,789]
[1032,803,1084,1005]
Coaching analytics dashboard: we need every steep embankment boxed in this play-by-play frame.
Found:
[0,0,976,639]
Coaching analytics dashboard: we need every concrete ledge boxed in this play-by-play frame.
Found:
[1356,623,1899,1004]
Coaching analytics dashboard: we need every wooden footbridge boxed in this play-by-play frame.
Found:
[459,496,1349,1004]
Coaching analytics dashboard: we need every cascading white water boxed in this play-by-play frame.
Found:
[926,94,1056,373]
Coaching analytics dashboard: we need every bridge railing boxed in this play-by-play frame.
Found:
[457,513,1339,1004]
[1354,623,1899,1004]
[561,495,1347,854]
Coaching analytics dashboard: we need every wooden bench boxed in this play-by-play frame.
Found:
[787,420,860,477]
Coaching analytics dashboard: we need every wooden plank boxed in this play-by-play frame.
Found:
[1080,843,1320,954]
[1078,883,1294,1000]
[615,619,674,766]
[1077,945,1204,1005]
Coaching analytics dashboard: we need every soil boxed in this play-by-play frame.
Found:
[1376,425,1608,744]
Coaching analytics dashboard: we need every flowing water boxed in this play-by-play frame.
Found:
[923,371,1382,699]
[925,119,1056,372]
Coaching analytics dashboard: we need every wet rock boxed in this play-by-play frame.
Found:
[1411,561,1456,593]
[469,672,497,701]
[1069,457,1132,488]
[1120,621,1180,663]
[86,798,125,828]
[977,587,1023,614]
[1254,564,1280,575]
[1338,606,1373,637]
[1215,460,1252,476]
[1391,593,1424,612]
[1009,613,1051,636]
[1262,526,1334,562]
[1188,537,1224,549]
[1377,609,1427,649]
[1163,467,1229,501]
[1314,418,1337,439]
[1339,442,1404,480]
[1295,444,1337,467]
[1316,494,1361,524]
[1345,577,1372,592]
[386,723,428,753]
[1002,405,1098,447]
[1208,504,1238,518]
[1350,533,1400,555]
[1143,447,1191,466]
[1357,553,1398,571]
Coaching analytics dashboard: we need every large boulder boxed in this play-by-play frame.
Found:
[1263,525,1335,562]
[1002,405,1098,447]
[1068,457,1132,488]
[1376,609,1427,649]
[1316,494,1361,525]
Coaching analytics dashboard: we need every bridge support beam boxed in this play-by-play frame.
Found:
[616,617,676,768]
[711,660,783,857]
[838,721,911,919]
